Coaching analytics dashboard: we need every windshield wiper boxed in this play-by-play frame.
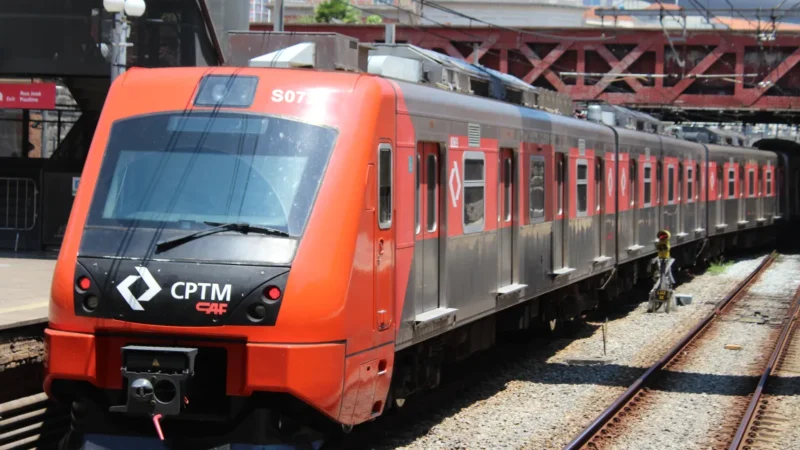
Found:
[155,221,289,253]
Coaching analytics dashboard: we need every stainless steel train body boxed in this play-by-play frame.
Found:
[391,77,778,355]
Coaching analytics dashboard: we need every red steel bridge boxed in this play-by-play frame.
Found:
[248,23,800,124]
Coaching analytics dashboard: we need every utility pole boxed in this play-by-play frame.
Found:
[274,0,284,32]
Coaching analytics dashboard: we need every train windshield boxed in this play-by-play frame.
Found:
[85,111,337,238]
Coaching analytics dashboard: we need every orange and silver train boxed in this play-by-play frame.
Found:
[44,39,780,448]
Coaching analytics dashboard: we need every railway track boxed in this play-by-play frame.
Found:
[0,323,67,450]
[563,250,800,450]
[729,281,800,450]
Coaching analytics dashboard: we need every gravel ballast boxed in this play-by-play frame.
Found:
[353,252,772,450]
[590,253,800,450]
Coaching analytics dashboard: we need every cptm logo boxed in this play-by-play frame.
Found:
[117,266,162,311]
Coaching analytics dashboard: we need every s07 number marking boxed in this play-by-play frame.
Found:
[271,89,307,103]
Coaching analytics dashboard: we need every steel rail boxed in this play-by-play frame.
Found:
[563,250,778,450]
[728,283,800,450]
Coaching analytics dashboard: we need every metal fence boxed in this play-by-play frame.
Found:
[0,178,38,231]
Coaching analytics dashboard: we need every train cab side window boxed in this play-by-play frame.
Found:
[463,152,485,233]
[577,160,588,216]
[748,169,755,197]
[687,166,694,203]
[728,168,735,198]
[378,144,392,229]
[530,156,545,222]
[668,165,675,204]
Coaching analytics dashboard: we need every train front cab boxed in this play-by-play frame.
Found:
[43,66,405,448]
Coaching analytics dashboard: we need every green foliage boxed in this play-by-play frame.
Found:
[314,0,361,24]
[365,14,383,24]
[292,15,318,24]
[708,257,734,275]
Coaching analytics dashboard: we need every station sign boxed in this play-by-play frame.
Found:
[0,82,56,109]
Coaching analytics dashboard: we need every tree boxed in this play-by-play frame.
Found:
[314,0,361,24]
[365,14,383,24]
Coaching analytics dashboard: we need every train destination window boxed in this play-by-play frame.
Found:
[463,152,485,232]
[687,167,694,202]
[749,169,755,197]
[415,154,420,234]
[644,164,652,206]
[427,154,437,231]
[577,160,588,216]
[378,144,393,229]
[728,168,735,198]
[529,157,545,221]
[668,165,675,203]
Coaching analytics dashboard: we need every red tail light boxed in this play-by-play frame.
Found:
[264,286,281,301]
[78,276,91,291]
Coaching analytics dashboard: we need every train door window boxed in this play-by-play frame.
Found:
[629,159,636,208]
[678,163,683,202]
[748,168,755,197]
[739,165,745,197]
[656,162,662,204]
[529,156,545,222]
[577,160,588,216]
[728,168,735,198]
[463,152,485,233]
[687,166,694,203]
[643,164,652,206]
[668,164,675,204]
[503,157,512,222]
[767,170,772,196]
[378,144,392,229]
[415,154,421,234]
[427,154,438,231]
[557,156,564,216]
[718,165,723,199]
[696,163,701,200]
[595,157,603,213]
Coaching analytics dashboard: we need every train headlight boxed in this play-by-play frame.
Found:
[194,75,258,108]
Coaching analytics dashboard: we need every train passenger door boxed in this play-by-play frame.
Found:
[596,157,604,257]
[498,149,514,289]
[416,143,440,314]
[629,159,638,246]
[553,153,567,271]
[738,164,745,223]
[717,165,724,225]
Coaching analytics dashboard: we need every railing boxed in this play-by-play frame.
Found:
[0,178,38,231]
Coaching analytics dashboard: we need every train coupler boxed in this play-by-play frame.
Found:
[108,345,198,418]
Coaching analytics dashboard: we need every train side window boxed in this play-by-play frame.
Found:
[577,160,588,216]
[643,164,652,206]
[463,152,485,233]
[427,154,437,231]
[529,156,545,222]
[687,166,694,203]
[415,154,420,234]
[748,169,755,197]
[728,168,735,198]
[378,144,393,229]
[668,165,675,204]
